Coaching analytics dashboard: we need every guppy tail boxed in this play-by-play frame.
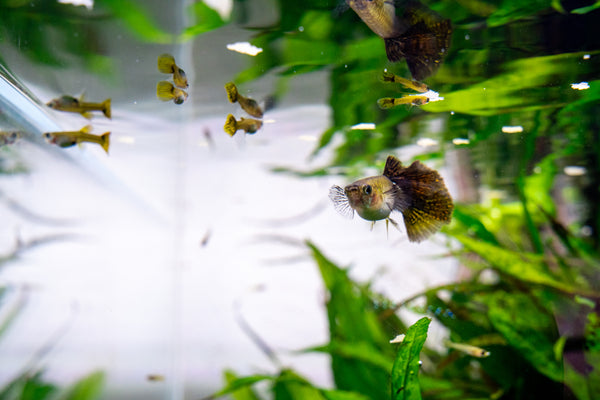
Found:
[156,81,174,102]
[157,53,176,74]
[223,114,238,136]
[102,99,112,119]
[100,132,111,154]
[224,82,238,103]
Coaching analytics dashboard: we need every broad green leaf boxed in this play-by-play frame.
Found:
[0,371,58,400]
[272,369,327,400]
[61,371,104,400]
[487,292,562,382]
[307,241,396,399]
[97,0,173,43]
[308,341,393,371]
[391,317,431,400]
[486,0,553,27]
[321,389,371,400]
[454,235,588,294]
[208,373,273,399]
[221,370,264,400]
[180,1,227,41]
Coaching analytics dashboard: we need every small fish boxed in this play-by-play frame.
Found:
[43,125,110,154]
[0,131,21,146]
[377,95,429,109]
[345,0,452,80]
[47,95,111,119]
[224,82,263,118]
[329,155,453,242]
[444,340,490,358]
[157,53,188,89]
[156,81,188,105]
[224,114,263,136]
[381,70,428,92]
[147,374,165,382]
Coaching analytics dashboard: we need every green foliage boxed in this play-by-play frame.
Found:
[180,1,228,41]
[60,371,105,400]
[391,317,430,400]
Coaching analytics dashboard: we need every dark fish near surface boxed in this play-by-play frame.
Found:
[329,155,453,242]
[346,0,452,81]
[43,125,110,154]
[47,95,111,119]
[224,114,263,136]
[224,82,263,118]
[156,81,188,105]
[157,53,188,89]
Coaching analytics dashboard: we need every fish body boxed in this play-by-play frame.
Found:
[377,95,429,109]
[444,340,490,358]
[47,95,111,119]
[381,70,428,92]
[0,131,21,146]
[43,125,110,154]
[346,0,409,38]
[224,82,263,118]
[224,114,263,136]
[346,0,452,80]
[157,53,188,89]
[156,81,188,104]
[329,155,453,242]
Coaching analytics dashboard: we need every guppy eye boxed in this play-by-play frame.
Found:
[363,185,372,195]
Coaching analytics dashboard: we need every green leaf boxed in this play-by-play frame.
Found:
[487,292,562,381]
[61,371,105,400]
[321,389,371,400]
[221,370,263,400]
[309,341,393,371]
[272,370,327,400]
[306,241,397,399]
[180,1,227,40]
[97,0,172,43]
[454,235,589,294]
[0,371,58,400]
[391,317,431,400]
[208,373,273,399]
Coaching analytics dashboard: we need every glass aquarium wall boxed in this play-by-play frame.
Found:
[0,0,599,399]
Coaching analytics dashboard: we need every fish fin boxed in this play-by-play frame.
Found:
[156,81,174,102]
[224,82,238,103]
[100,132,110,154]
[384,38,406,63]
[102,99,112,119]
[402,207,447,242]
[332,0,349,17]
[157,53,176,74]
[387,18,452,80]
[223,114,238,136]
[81,111,93,119]
[382,155,404,178]
[328,185,354,219]
[80,125,93,134]
[390,160,453,242]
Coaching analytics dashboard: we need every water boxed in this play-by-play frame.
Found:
[1,1,599,399]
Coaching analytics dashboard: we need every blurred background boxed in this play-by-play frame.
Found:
[0,0,599,399]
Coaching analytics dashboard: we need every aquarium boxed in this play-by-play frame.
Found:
[0,0,599,399]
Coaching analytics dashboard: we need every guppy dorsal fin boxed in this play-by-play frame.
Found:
[382,155,404,178]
